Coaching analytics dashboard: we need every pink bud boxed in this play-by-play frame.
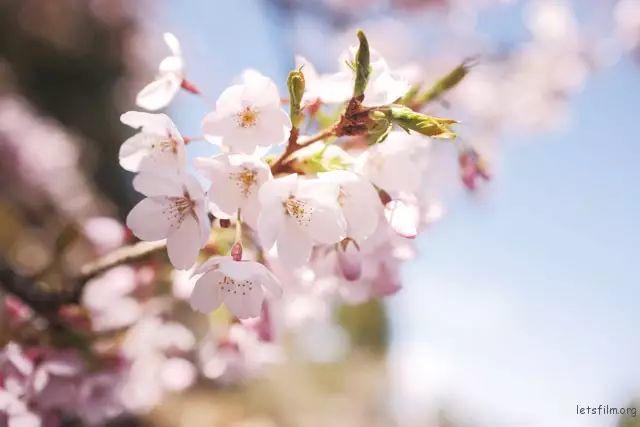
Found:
[337,239,362,281]
[384,200,419,239]
[459,148,490,191]
[180,79,200,94]
[231,242,243,261]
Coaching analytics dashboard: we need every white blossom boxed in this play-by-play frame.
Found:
[136,33,185,111]
[318,170,380,243]
[356,130,430,195]
[119,111,185,173]
[194,153,271,228]
[190,256,282,319]
[257,174,347,267]
[126,171,210,269]
[202,70,291,154]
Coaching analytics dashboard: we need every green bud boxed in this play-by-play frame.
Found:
[353,30,371,99]
[416,58,476,106]
[287,68,306,128]
[389,105,457,139]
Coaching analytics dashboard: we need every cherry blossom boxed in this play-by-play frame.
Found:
[356,130,430,195]
[194,153,272,228]
[119,111,186,173]
[126,171,210,269]
[257,174,347,267]
[136,33,185,111]
[295,55,353,105]
[202,70,291,154]
[190,256,282,319]
[318,169,381,243]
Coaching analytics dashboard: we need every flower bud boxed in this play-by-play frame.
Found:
[353,30,371,99]
[416,58,476,106]
[367,110,392,144]
[389,105,457,139]
[287,69,306,128]
[459,147,490,190]
[230,241,243,261]
[337,239,362,281]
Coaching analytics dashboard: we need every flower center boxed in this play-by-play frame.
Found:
[284,196,311,226]
[164,195,195,226]
[230,168,258,197]
[150,132,179,153]
[236,106,259,128]
[219,275,254,296]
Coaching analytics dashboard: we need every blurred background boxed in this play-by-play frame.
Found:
[1,0,639,426]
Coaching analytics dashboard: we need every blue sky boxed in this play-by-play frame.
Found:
[150,1,640,425]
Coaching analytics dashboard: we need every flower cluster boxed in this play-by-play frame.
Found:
[120,30,457,321]
[2,29,466,424]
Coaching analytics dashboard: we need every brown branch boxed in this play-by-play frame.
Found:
[0,240,166,316]
[79,240,166,282]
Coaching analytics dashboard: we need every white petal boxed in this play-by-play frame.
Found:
[341,179,380,242]
[306,202,346,244]
[159,56,184,74]
[120,111,182,140]
[190,270,224,313]
[195,201,211,246]
[183,173,206,201]
[194,156,241,215]
[256,201,283,249]
[246,262,282,298]
[132,172,183,197]
[254,107,291,146]
[126,198,171,241]
[258,174,297,206]
[136,75,181,111]
[384,200,419,239]
[167,214,201,269]
[276,217,313,267]
[163,33,181,56]
[223,277,265,319]
[212,84,244,117]
[240,192,261,229]
[241,71,280,108]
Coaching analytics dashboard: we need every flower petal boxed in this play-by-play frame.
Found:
[223,276,265,319]
[135,75,181,111]
[257,201,283,250]
[167,214,201,269]
[163,33,181,56]
[126,198,171,241]
[276,217,313,267]
[384,200,419,239]
[132,172,183,197]
[190,270,224,314]
[305,202,346,244]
